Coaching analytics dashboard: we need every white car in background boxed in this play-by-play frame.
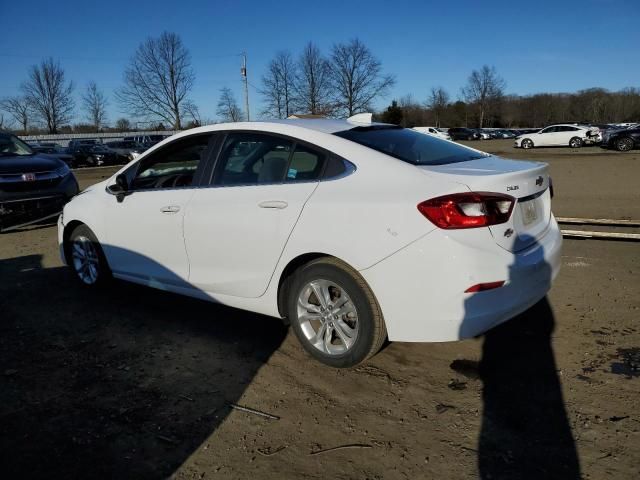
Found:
[412,126,451,141]
[58,115,561,367]
[514,124,600,149]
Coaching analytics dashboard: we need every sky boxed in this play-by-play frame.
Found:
[1,0,638,125]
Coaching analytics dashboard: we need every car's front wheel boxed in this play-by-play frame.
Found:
[521,138,534,149]
[615,137,634,152]
[67,224,110,286]
[287,258,387,368]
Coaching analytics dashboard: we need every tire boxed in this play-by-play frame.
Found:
[67,224,111,287]
[286,257,387,368]
[615,137,634,152]
[569,137,583,148]
[521,138,534,149]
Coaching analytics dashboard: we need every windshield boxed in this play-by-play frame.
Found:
[334,126,488,165]
[0,133,34,157]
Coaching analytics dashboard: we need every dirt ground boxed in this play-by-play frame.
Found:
[1,142,639,479]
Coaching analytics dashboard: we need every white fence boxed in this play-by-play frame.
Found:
[18,130,179,147]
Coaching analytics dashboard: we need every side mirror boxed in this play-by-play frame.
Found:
[115,173,129,191]
[108,174,130,202]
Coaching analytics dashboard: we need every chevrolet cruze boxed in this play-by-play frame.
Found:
[58,115,562,367]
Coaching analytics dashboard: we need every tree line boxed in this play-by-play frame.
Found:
[1,31,638,134]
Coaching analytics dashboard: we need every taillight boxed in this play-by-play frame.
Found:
[417,192,515,229]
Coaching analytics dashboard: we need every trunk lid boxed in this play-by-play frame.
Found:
[419,156,552,252]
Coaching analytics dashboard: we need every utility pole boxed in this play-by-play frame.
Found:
[241,52,250,121]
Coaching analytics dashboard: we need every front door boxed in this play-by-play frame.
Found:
[103,133,214,287]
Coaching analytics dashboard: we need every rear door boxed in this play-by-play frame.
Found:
[183,132,325,298]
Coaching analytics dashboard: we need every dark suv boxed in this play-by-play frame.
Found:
[601,125,640,151]
[447,127,480,141]
[0,132,79,231]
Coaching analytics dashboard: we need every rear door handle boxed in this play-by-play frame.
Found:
[258,200,288,209]
[160,205,181,214]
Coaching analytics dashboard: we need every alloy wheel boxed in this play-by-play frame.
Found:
[617,138,633,152]
[296,279,359,356]
[71,235,100,285]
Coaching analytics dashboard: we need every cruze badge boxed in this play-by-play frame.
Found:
[536,176,544,186]
[22,173,36,182]
[507,185,519,191]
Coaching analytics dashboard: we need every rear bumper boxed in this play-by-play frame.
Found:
[359,216,562,342]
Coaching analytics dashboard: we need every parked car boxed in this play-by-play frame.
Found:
[28,142,76,167]
[600,124,640,151]
[123,134,168,148]
[1,132,78,231]
[412,126,451,140]
[68,139,101,149]
[472,129,491,140]
[104,140,146,162]
[448,127,480,141]
[58,117,561,367]
[493,129,517,139]
[68,143,120,166]
[514,124,600,149]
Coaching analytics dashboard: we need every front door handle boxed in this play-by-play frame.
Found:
[160,205,181,214]
[258,200,288,209]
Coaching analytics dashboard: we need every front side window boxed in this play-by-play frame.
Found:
[334,126,488,166]
[214,133,293,186]
[131,134,212,190]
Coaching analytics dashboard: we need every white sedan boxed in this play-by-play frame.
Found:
[58,115,562,367]
[412,126,451,141]
[514,124,600,149]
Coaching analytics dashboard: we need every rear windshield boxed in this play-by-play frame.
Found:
[334,126,488,165]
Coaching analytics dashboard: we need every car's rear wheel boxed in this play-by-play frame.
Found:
[569,137,583,148]
[286,257,387,368]
[521,138,534,149]
[615,137,634,152]
[68,224,110,286]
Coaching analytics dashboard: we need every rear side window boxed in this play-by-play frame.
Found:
[286,144,325,182]
[334,126,488,166]
[214,133,293,186]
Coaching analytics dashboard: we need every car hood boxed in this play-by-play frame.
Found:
[0,153,65,174]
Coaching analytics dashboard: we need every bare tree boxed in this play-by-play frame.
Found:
[293,42,333,115]
[260,51,297,119]
[217,87,242,122]
[183,101,201,127]
[0,96,31,132]
[82,81,108,131]
[116,31,195,129]
[21,58,74,133]
[426,87,450,127]
[461,65,506,128]
[329,38,395,117]
[115,118,131,131]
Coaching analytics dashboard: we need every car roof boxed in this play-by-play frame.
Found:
[183,118,393,136]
